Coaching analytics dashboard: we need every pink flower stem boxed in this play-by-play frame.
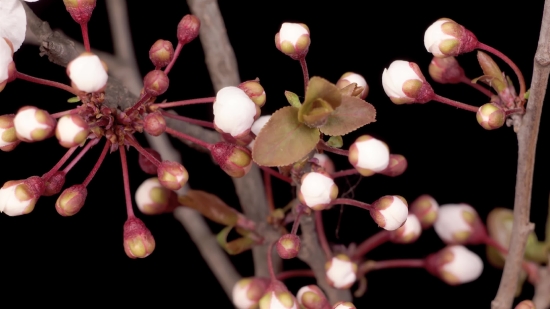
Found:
[330,198,372,211]
[51,109,79,119]
[124,135,161,167]
[42,146,78,180]
[351,230,390,261]
[276,269,315,281]
[267,241,277,281]
[477,42,526,103]
[160,110,214,129]
[80,22,91,52]
[164,42,183,75]
[263,170,275,212]
[317,140,349,156]
[119,145,135,218]
[505,108,525,116]
[315,210,333,260]
[153,97,216,108]
[62,138,100,173]
[299,57,309,93]
[259,166,293,184]
[331,168,359,179]
[361,259,425,274]
[82,140,111,187]
[432,94,479,112]
[459,76,495,98]
[290,207,305,235]
[125,93,152,115]
[15,71,79,95]
[164,126,212,149]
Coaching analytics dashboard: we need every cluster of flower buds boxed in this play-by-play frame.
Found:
[348,135,391,176]
[275,22,311,60]
[298,171,338,210]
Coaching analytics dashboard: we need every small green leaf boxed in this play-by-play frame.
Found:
[298,77,341,125]
[67,97,81,103]
[319,95,376,136]
[524,89,530,100]
[471,75,506,92]
[477,51,506,93]
[216,226,255,255]
[284,91,302,108]
[326,136,343,148]
[252,106,320,167]
[179,190,239,226]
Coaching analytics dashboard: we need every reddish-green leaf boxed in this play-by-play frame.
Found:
[179,189,240,226]
[319,95,376,136]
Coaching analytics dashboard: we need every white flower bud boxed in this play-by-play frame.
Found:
[313,153,335,174]
[248,115,271,149]
[0,0,27,52]
[434,203,479,244]
[296,285,329,308]
[0,114,19,151]
[348,135,390,176]
[135,177,174,215]
[430,245,484,285]
[336,72,369,99]
[55,114,89,148]
[67,53,108,93]
[232,278,269,309]
[370,195,409,231]
[213,86,257,137]
[275,23,310,59]
[423,18,478,58]
[0,38,13,84]
[0,177,43,216]
[325,254,357,289]
[259,291,298,309]
[298,172,338,210]
[333,302,356,309]
[424,19,458,57]
[382,60,424,102]
[391,214,422,243]
[14,106,56,142]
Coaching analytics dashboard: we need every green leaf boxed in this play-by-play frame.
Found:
[339,83,357,96]
[477,51,506,93]
[524,89,530,100]
[326,136,343,148]
[179,189,239,226]
[319,95,376,136]
[216,226,255,255]
[252,106,320,167]
[284,91,302,108]
[298,77,342,126]
[471,75,506,92]
[67,97,81,103]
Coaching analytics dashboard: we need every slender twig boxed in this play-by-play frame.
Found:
[41,146,78,180]
[15,71,79,95]
[432,94,479,112]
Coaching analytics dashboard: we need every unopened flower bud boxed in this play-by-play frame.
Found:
[63,0,96,24]
[425,245,483,285]
[476,103,505,130]
[428,56,465,84]
[177,14,200,45]
[424,18,478,57]
[43,171,66,196]
[298,171,338,210]
[0,114,20,151]
[232,277,270,309]
[390,214,422,243]
[325,254,358,289]
[410,194,439,229]
[239,79,266,107]
[135,177,178,215]
[213,86,257,138]
[275,22,310,60]
[370,195,408,231]
[378,154,407,177]
[313,153,335,174]
[139,148,162,175]
[123,216,156,259]
[0,38,14,91]
[296,285,329,309]
[144,111,166,136]
[348,135,390,176]
[157,160,189,190]
[55,184,87,216]
[143,70,169,96]
[14,106,56,142]
[276,234,301,259]
[0,176,44,216]
[382,60,434,104]
[149,39,174,68]
[514,300,536,309]
[67,52,108,93]
[210,142,253,178]
[55,114,89,148]
[336,72,369,99]
[259,289,298,309]
[333,302,356,309]
[434,203,485,245]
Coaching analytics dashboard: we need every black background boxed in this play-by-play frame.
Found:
[0,0,548,308]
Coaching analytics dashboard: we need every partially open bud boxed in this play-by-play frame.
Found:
[157,161,189,191]
[259,288,298,309]
[312,153,335,174]
[382,60,434,104]
[232,277,270,309]
[123,217,156,259]
[333,302,356,309]
[390,214,422,243]
[139,148,162,175]
[144,111,166,136]
[425,245,483,285]
[325,254,358,289]
[424,18,478,57]
[239,79,266,107]
[0,114,20,151]
[410,194,439,229]
[296,285,329,309]
[476,103,505,130]
[143,70,169,97]
[428,56,465,84]
[149,39,174,68]
[43,171,66,196]
[276,234,301,259]
[336,72,369,99]
[298,171,338,210]
[0,176,44,216]
[135,177,178,215]
[67,52,108,93]
[55,114,89,148]
[275,22,310,60]
[55,184,87,216]
[434,203,486,245]
[210,142,253,178]
[213,86,257,138]
[63,0,96,24]
[14,106,56,142]
[378,154,407,177]
[177,14,200,45]
[348,135,390,176]
[370,195,408,231]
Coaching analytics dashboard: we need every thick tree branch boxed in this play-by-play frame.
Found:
[491,1,550,308]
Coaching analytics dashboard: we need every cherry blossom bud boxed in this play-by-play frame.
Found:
[424,18,478,58]
[390,214,422,243]
[434,203,485,245]
[476,103,505,130]
[139,148,161,175]
[336,72,369,99]
[428,56,465,84]
[425,245,483,285]
[14,106,56,142]
[157,160,189,190]
[123,216,156,259]
[149,39,174,68]
[67,53,108,93]
[135,177,178,215]
[514,300,535,309]
[143,111,166,136]
[210,141,253,178]
[232,277,270,309]
[177,14,200,45]
[0,38,13,90]
[333,302,356,309]
[410,194,439,229]
[0,1,29,52]
[378,154,407,177]
[213,86,257,138]
[276,234,301,259]
[55,184,87,216]
[313,153,335,174]
[296,285,329,309]
[259,289,298,309]
[382,60,434,104]
[298,172,338,210]
[348,135,390,176]
[55,114,89,148]
[0,114,20,151]
[0,176,44,216]
[63,0,96,24]
[325,254,358,289]
[143,70,169,97]
[43,171,66,196]
[239,79,266,107]
[370,195,408,231]
[275,22,310,60]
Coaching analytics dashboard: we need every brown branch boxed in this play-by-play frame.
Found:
[491,1,550,308]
